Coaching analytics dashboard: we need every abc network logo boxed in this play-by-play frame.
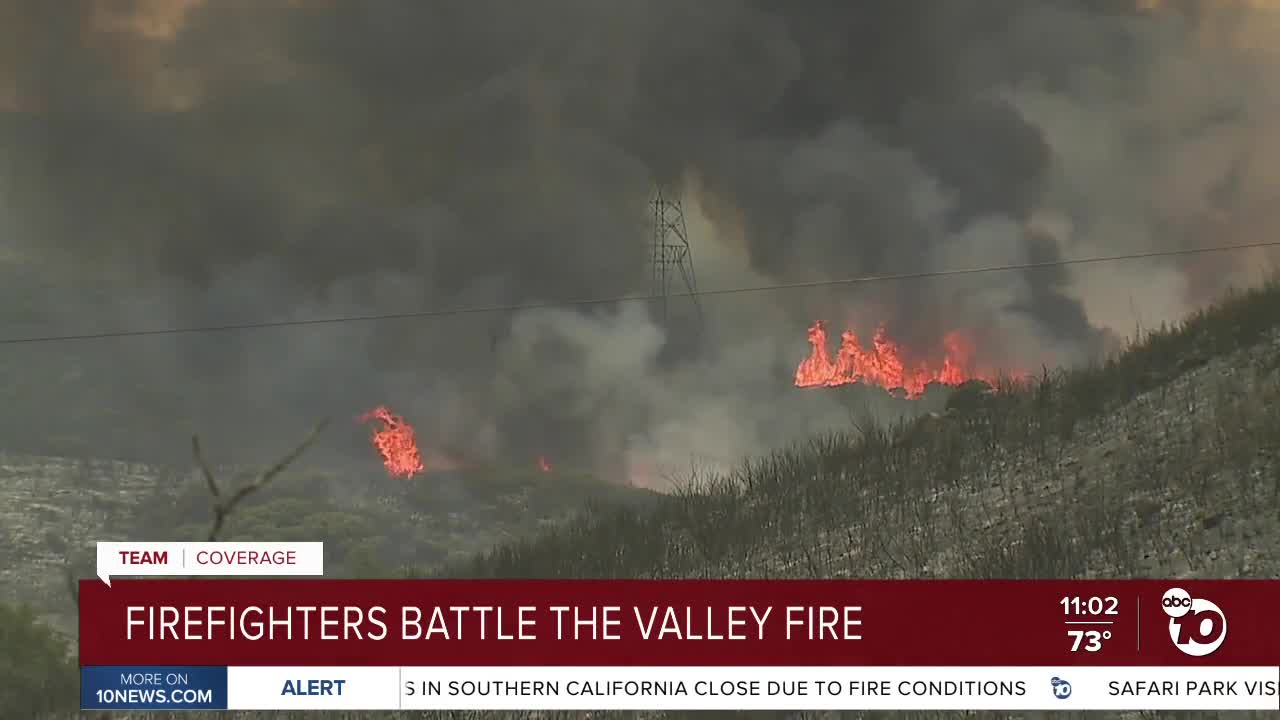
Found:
[1162,587,1227,657]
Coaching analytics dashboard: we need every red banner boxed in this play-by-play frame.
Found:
[79,579,1276,666]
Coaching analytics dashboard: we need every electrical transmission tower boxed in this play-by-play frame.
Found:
[649,186,701,325]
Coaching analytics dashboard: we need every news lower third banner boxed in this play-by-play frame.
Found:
[79,579,1280,711]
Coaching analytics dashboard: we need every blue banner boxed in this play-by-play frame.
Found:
[81,666,227,711]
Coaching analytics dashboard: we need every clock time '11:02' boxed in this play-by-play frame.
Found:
[1061,596,1119,616]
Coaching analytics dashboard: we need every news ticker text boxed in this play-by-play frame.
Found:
[80,665,1280,712]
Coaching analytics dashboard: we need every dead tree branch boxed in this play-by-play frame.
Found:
[65,418,330,608]
[196,418,331,542]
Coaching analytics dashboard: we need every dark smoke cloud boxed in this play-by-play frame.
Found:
[0,0,1273,477]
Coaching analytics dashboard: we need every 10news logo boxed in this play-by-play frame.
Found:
[1162,587,1227,657]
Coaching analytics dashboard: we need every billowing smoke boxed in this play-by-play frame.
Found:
[0,1,1277,481]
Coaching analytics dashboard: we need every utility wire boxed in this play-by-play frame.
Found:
[2,239,1278,346]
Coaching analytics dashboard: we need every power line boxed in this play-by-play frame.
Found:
[2,239,1277,346]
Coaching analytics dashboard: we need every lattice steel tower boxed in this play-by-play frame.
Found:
[649,186,701,324]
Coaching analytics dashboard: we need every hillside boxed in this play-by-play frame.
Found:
[7,278,1280,720]
[0,456,658,638]
[448,280,1280,584]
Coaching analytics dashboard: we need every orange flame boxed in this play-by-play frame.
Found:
[795,320,999,398]
[358,405,425,478]
[538,456,553,472]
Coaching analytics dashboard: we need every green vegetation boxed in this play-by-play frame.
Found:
[0,602,77,720]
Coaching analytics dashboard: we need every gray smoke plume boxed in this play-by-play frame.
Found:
[1,0,1277,482]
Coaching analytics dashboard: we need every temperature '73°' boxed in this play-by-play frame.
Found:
[1060,595,1119,653]
[1068,629,1112,652]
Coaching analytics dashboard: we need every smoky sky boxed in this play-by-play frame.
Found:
[4,2,1129,295]
[0,0,1271,473]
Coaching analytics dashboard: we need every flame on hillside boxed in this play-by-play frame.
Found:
[359,405,425,478]
[538,456,553,473]
[794,321,1003,398]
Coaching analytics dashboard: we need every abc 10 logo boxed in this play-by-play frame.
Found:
[1161,587,1227,657]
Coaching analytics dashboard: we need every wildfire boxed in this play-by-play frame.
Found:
[358,405,425,478]
[794,321,999,398]
[538,456,553,473]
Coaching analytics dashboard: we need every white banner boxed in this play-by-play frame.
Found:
[95,542,323,585]
[223,666,1280,711]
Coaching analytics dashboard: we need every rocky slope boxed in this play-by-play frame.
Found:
[0,454,658,638]
[0,455,171,616]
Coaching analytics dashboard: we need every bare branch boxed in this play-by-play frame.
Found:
[203,418,331,542]
[192,434,220,500]
[63,558,79,609]
[63,418,330,607]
